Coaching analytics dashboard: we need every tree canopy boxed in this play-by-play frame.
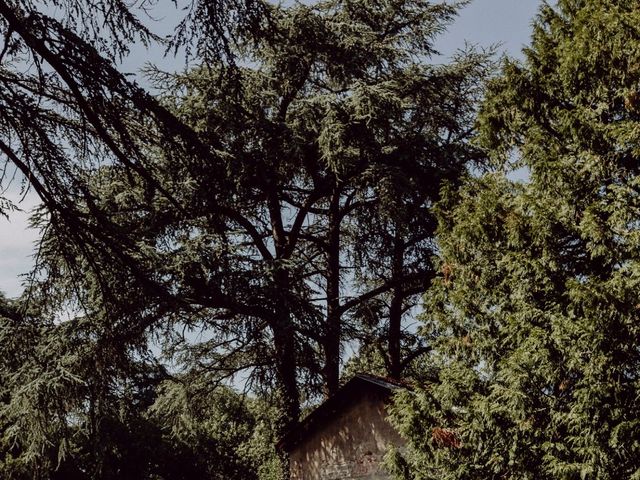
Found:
[5,0,489,411]
[1,0,491,477]
[389,1,640,479]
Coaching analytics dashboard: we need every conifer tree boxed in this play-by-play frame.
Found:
[1,2,490,473]
[390,1,640,479]
[19,0,490,431]
[0,292,282,479]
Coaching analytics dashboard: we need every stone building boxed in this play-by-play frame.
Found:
[278,374,406,480]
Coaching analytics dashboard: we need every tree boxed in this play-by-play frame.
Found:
[0,293,158,479]
[150,378,284,480]
[0,291,282,480]
[0,5,492,469]
[389,1,640,479]
[16,0,490,431]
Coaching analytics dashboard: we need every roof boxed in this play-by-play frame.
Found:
[277,374,407,452]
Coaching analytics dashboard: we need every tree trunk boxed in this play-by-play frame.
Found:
[388,231,405,380]
[271,315,301,431]
[265,184,301,431]
[323,185,341,397]
[271,268,301,433]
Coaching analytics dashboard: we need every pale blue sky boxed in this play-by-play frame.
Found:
[0,0,542,298]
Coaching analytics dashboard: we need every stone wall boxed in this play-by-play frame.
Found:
[288,388,404,480]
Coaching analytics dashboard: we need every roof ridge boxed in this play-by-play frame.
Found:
[354,373,411,389]
[277,372,408,451]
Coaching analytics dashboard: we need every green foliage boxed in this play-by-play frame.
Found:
[150,380,284,480]
[0,298,160,479]
[1,0,492,476]
[22,0,490,424]
[390,1,640,479]
[145,0,490,397]
[0,296,283,479]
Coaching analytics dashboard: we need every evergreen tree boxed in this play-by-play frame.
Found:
[390,1,640,479]
[23,0,490,430]
[0,292,282,479]
[1,0,490,474]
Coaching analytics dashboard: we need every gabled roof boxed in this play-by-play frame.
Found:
[277,374,407,452]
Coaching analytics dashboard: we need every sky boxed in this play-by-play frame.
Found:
[0,0,542,298]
